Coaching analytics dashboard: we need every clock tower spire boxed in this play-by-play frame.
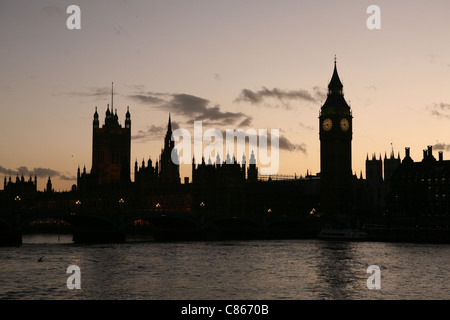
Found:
[319,58,353,220]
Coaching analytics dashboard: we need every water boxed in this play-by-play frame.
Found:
[0,234,449,300]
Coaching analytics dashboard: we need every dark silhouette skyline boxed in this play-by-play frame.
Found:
[2,61,450,245]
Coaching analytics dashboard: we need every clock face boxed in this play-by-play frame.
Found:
[340,118,349,131]
[322,118,332,131]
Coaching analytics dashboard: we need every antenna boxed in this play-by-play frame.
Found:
[111,82,114,111]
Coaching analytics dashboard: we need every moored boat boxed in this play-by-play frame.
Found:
[318,225,369,241]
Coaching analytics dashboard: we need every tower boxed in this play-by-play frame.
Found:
[319,58,353,218]
[158,114,181,185]
[366,153,382,185]
[91,83,131,185]
[247,150,258,183]
[384,148,401,183]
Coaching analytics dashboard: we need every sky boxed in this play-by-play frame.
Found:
[1,0,450,191]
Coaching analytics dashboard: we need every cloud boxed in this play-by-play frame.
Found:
[128,89,304,152]
[425,53,436,64]
[0,166,73,180]
[128,94,166,105]
[238,117,252,127]
[433,143,450,152]
[129,92,252,127]
[278,136,307,153]
[210,130,307,154]
[428,102,450,119]
[59,174,77,181]
[33,168,61,178]
[132,121,180,143]
[61,86,115,98]
[299,122,314,131]
[234,86,325,109]
[312,86,327,101]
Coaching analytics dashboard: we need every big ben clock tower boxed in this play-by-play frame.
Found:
[319,58,353,219]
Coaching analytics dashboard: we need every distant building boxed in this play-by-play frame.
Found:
[388,146,450,219]
[2,175,37,209]
[191,152,247,215]
[45,176,54,193]
[365,153,384,215]
[384,149,401,183]
[363,150,402,215]
[134,114,182,189]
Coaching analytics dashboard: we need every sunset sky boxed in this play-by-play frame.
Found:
[1,0,450,191]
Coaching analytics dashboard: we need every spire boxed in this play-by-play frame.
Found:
[164,114,174,149]
[321,57,350,112]
[328,56,343,94]
[216,153,221,165]
[93,106,99,128]
[250,150,256,164]
[168,113,172,133]
[125,106,131,128]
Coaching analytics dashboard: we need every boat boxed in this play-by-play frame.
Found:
[318,225,369,241]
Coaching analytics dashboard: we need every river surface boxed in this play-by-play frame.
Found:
[0,234,449,300]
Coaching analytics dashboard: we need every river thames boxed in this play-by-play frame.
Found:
[0,234,449,300]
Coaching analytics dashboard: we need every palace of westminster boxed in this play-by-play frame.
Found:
[2,62,450,225]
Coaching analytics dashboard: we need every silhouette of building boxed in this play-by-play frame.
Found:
[388,146,450,219]
[365,153,384,215]
[2,174,37,209]
[319,59,353,218]
[77,84,131,193]
[191,152,247,215]
[135,114,181,188]
[45,176,54,194]
[157,114,181,186]
[131,114,187,213]
[247,151,258,183]
[384,149,401,183]
[363,149,400,214]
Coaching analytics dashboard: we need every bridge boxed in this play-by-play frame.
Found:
[0,209,321,245]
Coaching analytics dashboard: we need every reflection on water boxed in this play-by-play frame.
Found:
[317,242,358,299]
[1,234,449,299]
